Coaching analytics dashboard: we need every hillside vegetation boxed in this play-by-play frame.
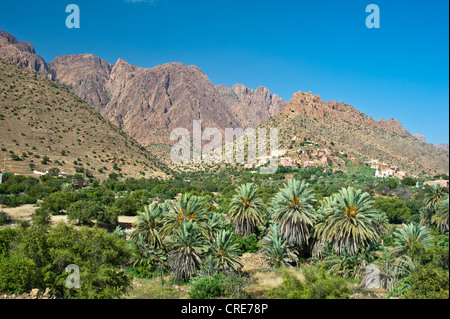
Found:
[0,59,168,179]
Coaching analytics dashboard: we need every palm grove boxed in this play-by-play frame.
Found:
[0,171,448,299]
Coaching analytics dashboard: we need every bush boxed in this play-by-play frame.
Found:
[266,268,352,299]
[0,252,38,294]
[67,200,118,226]
[372,197,411,223]
[402,265,449,299]
[0,211,13,226]
[189,272,248,299]
[189,272,226,299]
[402,177,417,187]
[235,234,260,254]
[0,224,132,298]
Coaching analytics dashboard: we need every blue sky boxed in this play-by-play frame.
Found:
[0,0,448,144]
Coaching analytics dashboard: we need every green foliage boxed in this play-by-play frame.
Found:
[0,227,18,255]
[208,230,242,271]
[0,211,13,226]
[0,224,132,298]
[266,267,352,299]
[235,233,260,254]
[392,223,432,260]
[269,180,317,247]
[261,223,298,267]
[373,197,411,224]
[228,183,264,237]
[0,252,38,294]
[189,272,226,299]
[67,200,118,226]
[402,265,449,299]
[189,271,248,299]
[315,187,381,255]
[37,191,78,215]
[382,179,399,190]
[401,177,417,187]
[167,220,209,282]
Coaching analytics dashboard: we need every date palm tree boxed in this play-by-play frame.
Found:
[424,184,447,209]
[167,220,208,282]
[269,180,317,247]
[130,203,164,248]
[392,223,432,260]
[227,183,264,237]
[209,230,242,271]
[432,198,449,233]
[162,193,211,239]
[261,223,298,267]
[128,233,167,271]
[314,187,381,256]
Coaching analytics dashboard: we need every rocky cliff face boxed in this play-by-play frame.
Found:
[0,31,50,78]
[49,56,287,145]
[216,83,288,128]
[412,133,427,144]
[283,91,410,136]
[0,27,284,146]
[264,91,449,175]
[436,143,449,152]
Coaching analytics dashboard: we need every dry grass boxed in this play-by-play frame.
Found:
[243,267,305,298]
[0,204,36,221]
[126,277,189,299]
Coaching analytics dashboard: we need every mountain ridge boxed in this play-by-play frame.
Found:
[0,30,448,175]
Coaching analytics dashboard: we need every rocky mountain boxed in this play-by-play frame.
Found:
[0,31,286,147]
[0,31,51,78]
[216,84,288,128]
[412,133,449,152]
[436,143,449,152]
[0,58,167,179]
[49,55,243,145]
[1,30,448,175]
[262,91,449,175]
[412,133,427,144]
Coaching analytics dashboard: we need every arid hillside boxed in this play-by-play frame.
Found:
[262,91,449,175]
[0,58,168,179]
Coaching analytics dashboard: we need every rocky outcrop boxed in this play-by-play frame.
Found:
[412,133,427,143]
[265,90,449,175]
[436,143,449,152]
[217,83,288,128]
[283,91,410,136]
[0,30,286,147]
[0,30,50,78]
[49,54,113,107]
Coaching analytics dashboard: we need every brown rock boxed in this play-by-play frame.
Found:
[30,289,40,299]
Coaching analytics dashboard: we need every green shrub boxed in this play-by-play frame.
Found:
[402,265,449,299]
[235,234,260,254]
[373,197,411,223]
[0,252,38,294]
[0,224,132,298]
[189,272,226,299]
[0,211,13,226]
[266,268,352,299]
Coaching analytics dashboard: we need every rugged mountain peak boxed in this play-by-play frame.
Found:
[0,30,19,44]
[0,30,49,77]
[378,118,408,135]
[412,133,427,144]
[436,143,449,152]
[218,83,288,128]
